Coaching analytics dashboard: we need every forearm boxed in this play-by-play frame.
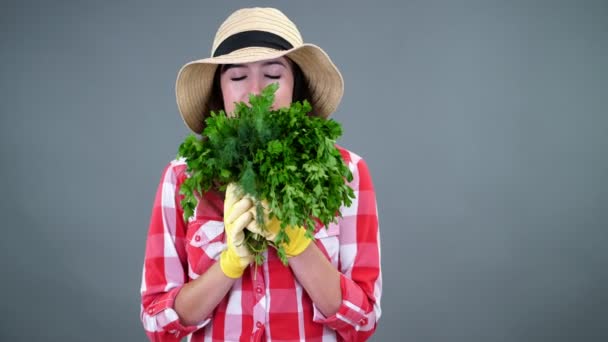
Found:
[288,243,342,317]
[174,261,236,326]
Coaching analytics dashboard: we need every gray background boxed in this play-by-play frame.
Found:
[1,0,606,341]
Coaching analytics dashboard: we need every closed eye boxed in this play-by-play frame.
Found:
[231,75,247,81]
[265,75,281,79]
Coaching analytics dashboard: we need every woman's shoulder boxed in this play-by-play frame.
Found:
[335,145,376,187]
[335,144,365,167]
[157,157,189,184]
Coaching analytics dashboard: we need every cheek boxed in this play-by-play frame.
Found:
[273,81,294,108]
[220,83,240,115]
[224,101,236,117]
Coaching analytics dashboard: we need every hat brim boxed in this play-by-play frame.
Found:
[175,44,344,134]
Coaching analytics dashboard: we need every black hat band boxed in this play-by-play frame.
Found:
[213,30,294,57]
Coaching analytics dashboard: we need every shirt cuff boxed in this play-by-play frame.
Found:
[144,286,211,339]
[312,274,372,331]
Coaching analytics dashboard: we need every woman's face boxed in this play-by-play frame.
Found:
[220,57,294,116]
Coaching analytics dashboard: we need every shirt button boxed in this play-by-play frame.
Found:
[195,235,201,242]
[360,318,368,325]
[148,309,153,314]
[256,287,263,294]
[256,321,263,328]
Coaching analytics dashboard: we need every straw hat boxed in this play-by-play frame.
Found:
[175,7,344,134]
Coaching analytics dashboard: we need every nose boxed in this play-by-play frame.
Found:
[244,78,264,106]
[248,77,263,96]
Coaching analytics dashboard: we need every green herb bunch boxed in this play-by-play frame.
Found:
[177,83,355,265]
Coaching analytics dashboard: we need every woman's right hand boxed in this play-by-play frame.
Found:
[220,183,254,278]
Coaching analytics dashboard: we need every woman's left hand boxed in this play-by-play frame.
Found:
[247,205,312,258]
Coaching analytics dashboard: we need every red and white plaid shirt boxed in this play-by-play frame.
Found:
[140,146,382,341]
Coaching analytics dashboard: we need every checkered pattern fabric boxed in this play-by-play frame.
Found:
[140,146,382,341]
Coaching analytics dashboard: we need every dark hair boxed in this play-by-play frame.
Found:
[290,60,311,105]
[207,58,311,114]
[207,66,224,113]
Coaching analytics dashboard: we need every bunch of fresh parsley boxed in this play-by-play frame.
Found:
[177,83,355,265]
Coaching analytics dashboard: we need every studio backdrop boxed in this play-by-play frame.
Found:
[0,0,606,341]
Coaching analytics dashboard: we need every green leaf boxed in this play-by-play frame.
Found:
[268,140,283,155]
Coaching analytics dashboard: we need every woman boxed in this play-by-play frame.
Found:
[140,7,381,342]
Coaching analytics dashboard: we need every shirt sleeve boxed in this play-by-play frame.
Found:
[140,162,211,341]
[312,156,382,341]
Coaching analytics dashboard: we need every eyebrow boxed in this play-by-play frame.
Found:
[221,64,245,73]
[261,61,287,67]
[221,61,287,73]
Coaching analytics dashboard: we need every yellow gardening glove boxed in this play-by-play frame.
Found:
[247,203,312,258]
[220,183,254,278]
